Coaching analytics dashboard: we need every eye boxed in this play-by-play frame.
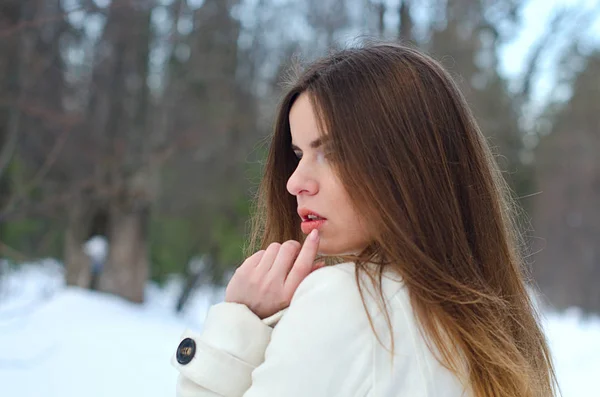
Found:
[294,151,303,160]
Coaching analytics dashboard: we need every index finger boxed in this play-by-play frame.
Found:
[284,229,320,294]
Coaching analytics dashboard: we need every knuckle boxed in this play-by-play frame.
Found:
[241,255,255,266]
[281,240,301,253]
[233,265,246,276]
[267,242,281,251]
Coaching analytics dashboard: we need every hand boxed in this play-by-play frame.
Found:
[225,229,324,319]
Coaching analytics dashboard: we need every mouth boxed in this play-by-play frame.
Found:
[298,208,327,234]
[298,208,327,222]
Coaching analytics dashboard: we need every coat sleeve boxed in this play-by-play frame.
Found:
[172,266,375,397]
[171,302,283,397]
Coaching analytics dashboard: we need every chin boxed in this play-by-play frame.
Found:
[317,242,362,257]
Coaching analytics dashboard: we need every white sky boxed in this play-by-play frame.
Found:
[66,0,600,110]
[500,0,600,76]
[499,0,600,108]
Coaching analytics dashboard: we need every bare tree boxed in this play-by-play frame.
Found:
[398,0,413,42]
[0,1,21,213]
[0,0,75,260]
[533,51,600,313]
[306,0,349,51]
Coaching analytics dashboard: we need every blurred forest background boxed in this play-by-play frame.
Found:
[0,0,599,313]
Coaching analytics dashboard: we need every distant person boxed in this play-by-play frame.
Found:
[171,42,558,396]
[83,235,108,291]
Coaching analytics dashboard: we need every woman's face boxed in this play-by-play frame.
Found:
[286,93,372,256]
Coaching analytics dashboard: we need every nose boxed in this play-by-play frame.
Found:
[286,161,318,196]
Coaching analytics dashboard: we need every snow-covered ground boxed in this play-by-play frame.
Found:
[0,260,598,396]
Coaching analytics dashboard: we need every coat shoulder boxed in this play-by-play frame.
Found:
[291,261,407,321]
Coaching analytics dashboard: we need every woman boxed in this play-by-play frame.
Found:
[171,42,558,397]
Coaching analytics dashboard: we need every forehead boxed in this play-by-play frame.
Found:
[289,93,325,146]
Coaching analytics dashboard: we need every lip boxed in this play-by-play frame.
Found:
[297,207,327,235]
[297,207,327,222]
[300,219,326,235]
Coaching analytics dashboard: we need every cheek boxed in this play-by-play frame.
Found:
[342,200,374,243]
[327,178,361,227]
[321,171,373,250]
[328,199,373,251]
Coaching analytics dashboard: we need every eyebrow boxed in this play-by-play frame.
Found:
[290,137,329,151]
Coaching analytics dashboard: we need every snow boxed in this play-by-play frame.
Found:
[0,260,223,397]
[544,309,600,396]
[0,261,598,396]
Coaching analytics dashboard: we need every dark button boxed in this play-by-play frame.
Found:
[176,337,196,365]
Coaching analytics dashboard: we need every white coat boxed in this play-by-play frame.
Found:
[171,262,470,396]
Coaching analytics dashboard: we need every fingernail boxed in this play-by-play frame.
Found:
[309,229,319,241]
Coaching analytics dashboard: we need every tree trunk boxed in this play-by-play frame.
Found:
[398,0,413,42]
[533,53,600,313]
[376,1,385,37]
[0,1,21,195]
[100,203,150,303]
[64,197,93,287]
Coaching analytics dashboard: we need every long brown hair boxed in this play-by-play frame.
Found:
[248,42,557,397]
